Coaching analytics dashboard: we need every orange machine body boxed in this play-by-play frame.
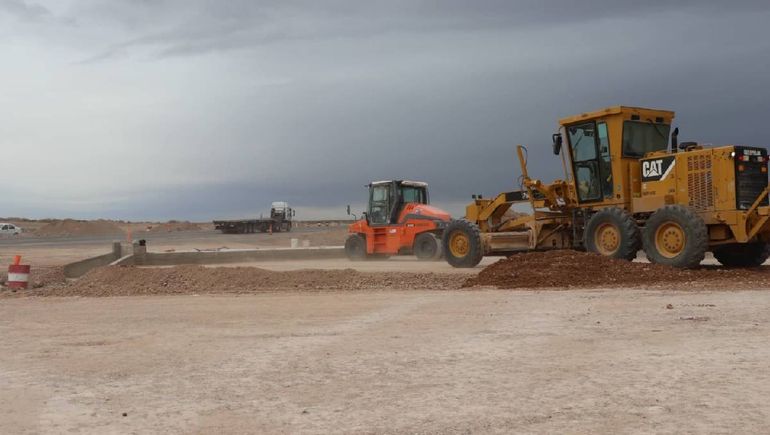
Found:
[349,203,450,254]
[347,180,451,256]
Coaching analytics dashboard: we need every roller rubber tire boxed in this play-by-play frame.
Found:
[345,234,367,261]
[414,232,442,261]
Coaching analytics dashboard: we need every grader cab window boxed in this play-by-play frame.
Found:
[569,123,597,162]
[597,122,613,199]
[568,122,603,202]
[622,121,671,158]
[369,185,391,225]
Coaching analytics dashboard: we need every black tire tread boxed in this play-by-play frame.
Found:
[583,207,641,261]
[344,234,367,261]
[442,219,483,268]
[414,232,441,261]
[643,205,708,268]
[713,243,770,267]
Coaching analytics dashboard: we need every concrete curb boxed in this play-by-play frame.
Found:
[63,242,125,278]
[61,244,346,278]
[110,254,134,266]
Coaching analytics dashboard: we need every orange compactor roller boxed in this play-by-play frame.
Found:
[345,180,451,260]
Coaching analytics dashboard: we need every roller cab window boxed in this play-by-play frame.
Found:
[368,185,391,225]
[400,186,427,204]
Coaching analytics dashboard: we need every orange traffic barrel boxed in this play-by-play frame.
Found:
[7,264,30,289]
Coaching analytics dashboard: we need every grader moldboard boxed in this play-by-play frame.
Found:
[443,106,770,268]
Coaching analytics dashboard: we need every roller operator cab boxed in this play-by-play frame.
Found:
[444,106,770,269]
[346,180,451,260]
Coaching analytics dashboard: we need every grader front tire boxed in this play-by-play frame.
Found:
[584,207,641,261]
[643,205,707,268]
[442,219,483,268]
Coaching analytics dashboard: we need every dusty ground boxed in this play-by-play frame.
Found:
[1,289,770,433]
[2,228,770,432]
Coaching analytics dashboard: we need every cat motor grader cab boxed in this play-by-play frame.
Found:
[443,106,770,268]
[346,180,451,260]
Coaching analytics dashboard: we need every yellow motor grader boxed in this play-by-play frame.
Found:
[443,106,770,268]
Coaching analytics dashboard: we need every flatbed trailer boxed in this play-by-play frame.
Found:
[213,219,291,234]
[213,202,294,234]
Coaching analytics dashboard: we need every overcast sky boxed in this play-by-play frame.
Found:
[2,0,770,220]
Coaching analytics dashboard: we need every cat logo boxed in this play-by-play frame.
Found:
[641,156,675,182]
[642,160,662,178]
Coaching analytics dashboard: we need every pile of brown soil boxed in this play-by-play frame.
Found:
[147,221,202,233]
[30,267,67,288]
[464,250,770,290]
[28,265,461,297]
[35,220,125,237]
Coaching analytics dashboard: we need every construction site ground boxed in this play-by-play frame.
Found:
[1,227,770,433]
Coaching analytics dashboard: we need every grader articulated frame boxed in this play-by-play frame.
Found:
[444,146,579,267]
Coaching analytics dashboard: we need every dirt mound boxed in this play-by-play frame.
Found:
[147,221,202,233]
[464,250,770,289]
[29,265,460,297]
[35,220,125,237]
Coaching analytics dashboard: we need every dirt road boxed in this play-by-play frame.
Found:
[1,289,769,433]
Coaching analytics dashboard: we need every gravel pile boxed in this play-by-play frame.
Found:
[28,265,461,297]
[464,250,770,289]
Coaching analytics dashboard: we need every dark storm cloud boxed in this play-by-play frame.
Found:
[84,0,769,60]
[0,0,50,21]
[3,0,770,220]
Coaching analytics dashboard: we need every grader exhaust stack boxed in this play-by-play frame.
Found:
[443,106,770,269]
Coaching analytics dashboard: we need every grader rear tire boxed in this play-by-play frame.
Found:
[713,243,770,267]
[643,205,707,268]
[442,219,483,268]
[583,207,641,261]
[414,232,442,261]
